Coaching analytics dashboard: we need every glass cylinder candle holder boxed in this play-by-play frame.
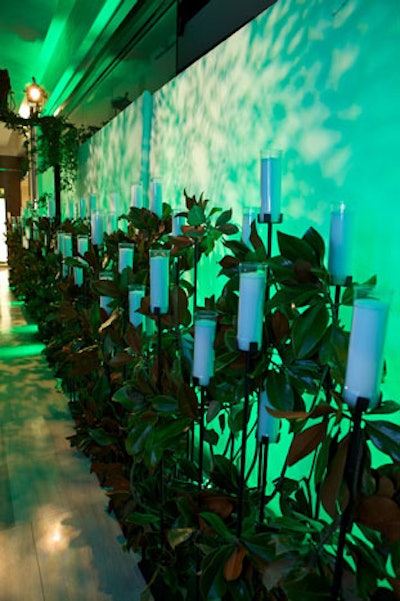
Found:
[79,197,87,219]
[119,242,135,273]
[63,233,73,258]
[192,310,218,386]
[237,262,267,351]
[107,212,118,235]
[77,234,89,257]
[257,389,279,443]
[343,286,391,409]
[260,148,282,223]
[99,270,114,315]
[172,209,186,236]
[149,177,163,218]
[91,211,104,246]
[130,182,143,209]
[73,264,84,287]
[128,284,146,327]
[150,248,170,314]
[89,194,97,215]
[241,206,259,246]
[328,202,354,285]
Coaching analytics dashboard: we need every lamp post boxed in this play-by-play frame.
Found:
[25,78,46,212]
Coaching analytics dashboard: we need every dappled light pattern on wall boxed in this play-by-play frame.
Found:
[150,0,400,394]
[77,91,152,214]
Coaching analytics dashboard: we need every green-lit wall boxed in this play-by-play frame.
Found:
[76,0,400,402]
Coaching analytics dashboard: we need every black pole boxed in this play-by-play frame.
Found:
[331,397,368,600]
[237,349,252,538]
[54,163,61,225]
[258,435,269,523]
[198,386,205,492]
[155,308,162,391]
[193,238,199,314]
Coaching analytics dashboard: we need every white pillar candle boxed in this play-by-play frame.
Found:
[110,193,120,215]
[89,194,97,215]
[344,294,390,408]
[150,250,170,313]
[79,198,87,219]
[192,312,218,386]
[172,210,186,236]
[241,207,258,246]
[237,264,266,351]
[257,390,279,443]
[118,243,134,273]
[77,234,89,257]
[328,203,353,285]
[128,285,145,327]
[57,232,63,254]
[73,265,83,287]
[63,233,73,257]
[260,149,282,222]
[107,212,118,234]
[130,183,143,208]
[91,211,104,246]
[149,178,163,218]
[48,195,56,218]
[99,271,114,315]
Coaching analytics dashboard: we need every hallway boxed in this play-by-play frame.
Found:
[0,266,149,601]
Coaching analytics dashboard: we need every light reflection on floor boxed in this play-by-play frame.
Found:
[0,266,149,600]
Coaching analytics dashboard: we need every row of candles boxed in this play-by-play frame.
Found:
[51,150,390,418]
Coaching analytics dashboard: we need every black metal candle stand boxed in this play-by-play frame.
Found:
[331,395,369,600]
[153,307,162,391]
[331,275,353,314]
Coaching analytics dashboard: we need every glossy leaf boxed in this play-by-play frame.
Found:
[126,512,160,525]
[365,421,400,462]
[287,421,328,466]
[266,370,295,411]
[187,205,205,226]
[167,527,195,549]
[216,209,232,227]
[199,512,235,542]
[302,227,325,264]
[223,545,247,581]
[292,303,329,359]
[277,231,317,265]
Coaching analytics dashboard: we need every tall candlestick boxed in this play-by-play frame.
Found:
[99,271,114,315]
[193,310,218,386]
[344,290,390,408]
[237,263,266,351]
[77,234,89,257]
[79,197,87,219]
[150,249,170,314]
[257,390,279,443]
[118,243,134,273]
[91,211,104,246]
[328,203,353,285]
[130,182,143,209]
[107,212,118,235]
[150,178,163,218]
[172,209,186,236]
[241,206,258,246]
[128,285,145,327]
[260,149,282,222]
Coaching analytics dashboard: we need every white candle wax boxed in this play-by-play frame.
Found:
[241,209,257,246]
[89,194,97,215]
[107,213,118,234]
[130,183,143,208]
[77,235,89,257]
[150,181,163,218]
[100,296,113,315]
[260,156,281,222]
[193,319,217,386]
[257,390,279,443]
[328,205,353,285]
[119,246,134,273]
[172,213,185,236]
[63,233,73,257]
[73,266,83,287]
[237,271,266,351]
[91,212,104,246]
[150,254,169,313]
[79,198,87,219]
[344,298,389,408]
[129,288,145,327]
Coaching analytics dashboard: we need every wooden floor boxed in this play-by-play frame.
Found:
[0,266,150,601]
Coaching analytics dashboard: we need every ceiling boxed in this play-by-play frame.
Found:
[0,0,177,156]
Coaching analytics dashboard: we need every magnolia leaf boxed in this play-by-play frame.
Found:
[167,527,195,549]
[320,435,350,516]
[262,558,296,591]
[88,428,118,446]
[216,209,232,226]
[292,303,329,359]
[302,227,325,264]
[365,421,400,462]
[151,395,179,413]
[187,205,205,226]
[126,512,160,525]
[356,496,400,542]
[108,351,135,368]
[266,370,294,411]
[223,545,247,581]
[277,231,317,265]
[368,400,400,415]
[201,493,234,520]
[199,512,235,542]
[287,421,328,466]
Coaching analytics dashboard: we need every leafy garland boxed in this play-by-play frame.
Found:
[0,106,96,190]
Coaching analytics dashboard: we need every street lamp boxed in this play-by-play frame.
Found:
[24,78,47,208]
